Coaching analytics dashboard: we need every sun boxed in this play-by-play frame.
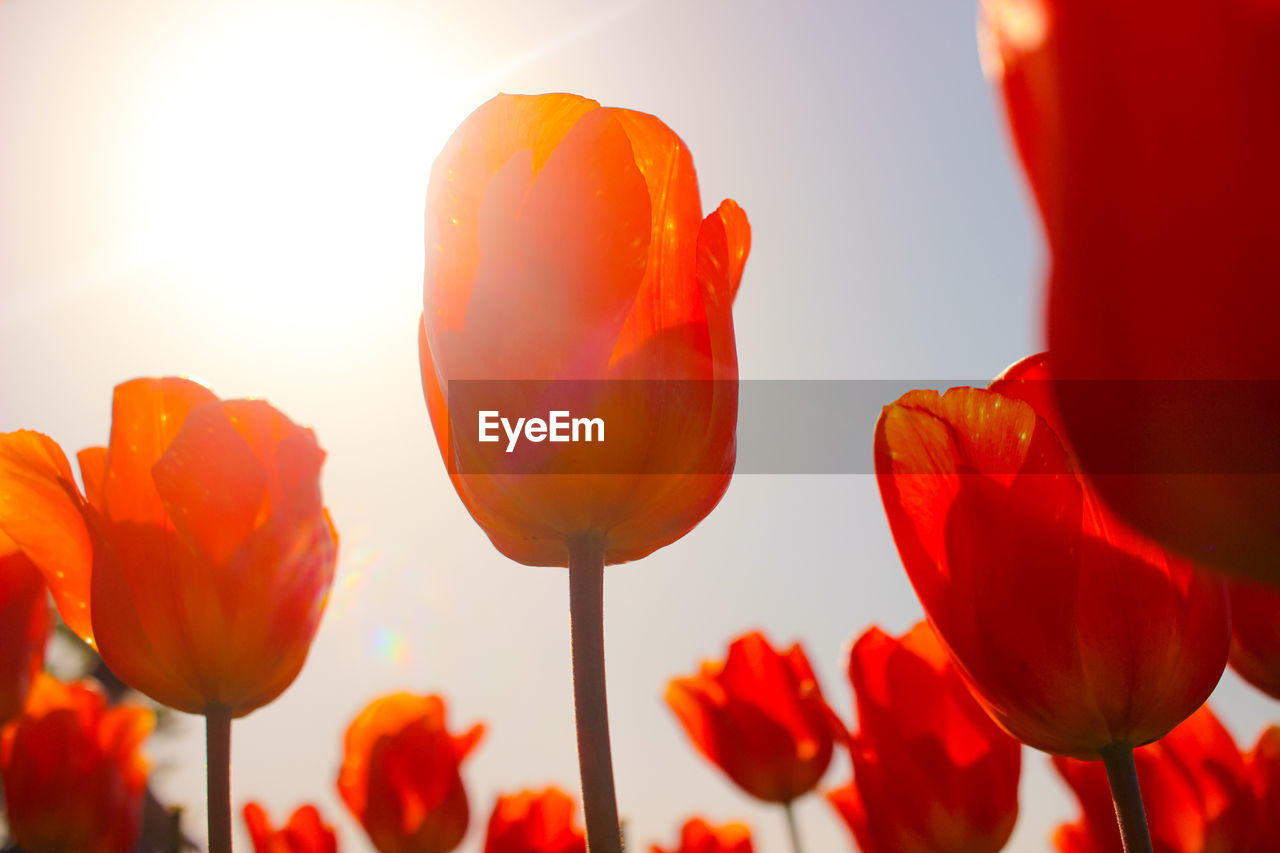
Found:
[129,3,469,334]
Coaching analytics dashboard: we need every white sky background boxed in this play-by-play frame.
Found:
[1,0,1274,850]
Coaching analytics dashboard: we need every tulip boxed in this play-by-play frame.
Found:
[827,621,1020,853]
[875,353,1230,850]
[1225,578,1280,701]
[875,353,1229,756]
[482,787,586,853]
[666,631,837,852]
[419,91,749,568]
[981,0,1280,582]
[0,674,153,853]
[418,91,749,853]
[337,692,484,853]
[243,802,338,853]
[1250,727,1280,847]
[1052,706,1256,853]
[0,532,51,725]
[650,818,753,853]
[0,377,338,853]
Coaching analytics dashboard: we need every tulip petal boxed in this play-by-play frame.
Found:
[0,430,94,642]
[151,402,267,567]
[102,377,218,527]
[0,539,51,725]
[458,107,651,380]
[425,93,601,336]
[77,447,108,512]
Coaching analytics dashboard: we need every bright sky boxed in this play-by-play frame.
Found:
[1,0,1273,851]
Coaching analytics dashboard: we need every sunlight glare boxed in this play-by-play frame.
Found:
[132,5,467,333]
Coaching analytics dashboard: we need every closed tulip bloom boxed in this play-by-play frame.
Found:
[338,693,484,853]
[666,631,837,803]
[651,818,753,853]
[1250,727,1280,847]
[982,0,1280,581]
[0,674,153,853]
[418,92,749,567]
[1052,706,1255,853]
[244,802,338,853]
[0,377,338,717]
[827,621,1020,853]
[482,787,586,853]
[1225,579,1280,701]
[874,354,1229,757]
[0,532,51,724]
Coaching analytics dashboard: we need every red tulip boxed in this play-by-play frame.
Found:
[418,92,749,567]
[337,692,484,853]
[982,0,1280,581]
[666,631,838,803]
[0,378,338,717]
[1226,578,1280,701]
[0,674,153,853]
[243,802,338,853]
[0,532,50,724]
[1052,705,1255,852]
[650,818,753,853]
[874,353,1229,757]
[1249,727,1280,847]
[482,787,586,853]
[827,621,1020,853]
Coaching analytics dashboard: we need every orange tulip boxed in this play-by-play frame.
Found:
[482,787,586,853]
[0,532,50,724]
[0,377,338,717]
[418,92,749,567]
[666,631,838,804]
[337,692,484,853]
[243,802,338,853]
[1052,706,1255,853]
[1225,578,1280,701]
[0,674,152,853]
[982,0,1280,581]
[827,621,1020,853]
[650,818,753,853]
[874,354,1229,757]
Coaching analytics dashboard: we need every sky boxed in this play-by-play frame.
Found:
[1,0,1274,851]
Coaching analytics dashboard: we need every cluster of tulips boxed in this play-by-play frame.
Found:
[4,0,1280,850]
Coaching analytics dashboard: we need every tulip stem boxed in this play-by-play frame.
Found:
[206,707,233,853]
[1099,743,1152,853]
[784,801,805,853]
[568,532,623,853]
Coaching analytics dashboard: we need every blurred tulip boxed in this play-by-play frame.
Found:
[418,91,749,568]
[666,631,838,804]
[1052,706,1255,852]
[650,818,753,853]
[337,692,484,853]
[0,378,338,716]
[482,787,586,853]
[1249,727,1280,847]
[827,621,1020,853]
[244,802,338,853]
[875,353,1229,758]
[1226,579,1280,701]
[982,0,1280,581]
[0,674,152,853]
[0,531,50,724]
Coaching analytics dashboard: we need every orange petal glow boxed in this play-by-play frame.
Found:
[0,430,94,642]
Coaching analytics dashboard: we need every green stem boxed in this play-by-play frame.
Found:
[205,707,233,853]
[1099,743,1153,853]
[568,533,623,853]
[784,801,804,853]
